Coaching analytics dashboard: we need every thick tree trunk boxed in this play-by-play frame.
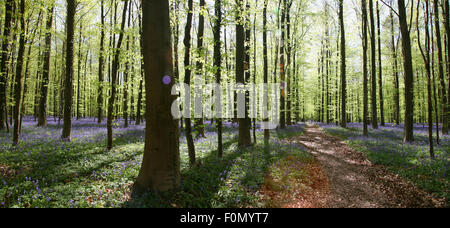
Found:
[133,0,180,194]
[398,0,415,142]
[61,0,77,141]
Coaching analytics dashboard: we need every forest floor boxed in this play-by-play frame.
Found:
[288,124,446,208]
[0,118,447,208]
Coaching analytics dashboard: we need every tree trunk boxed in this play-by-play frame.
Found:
[12,0,26,146]
[133,0,180,194]
[362,0,369,136]
[236,0,251,147]
[390,8,401,126]
[416,0,434,158]
[37,5,55,127]
[107,0,129,150]
[214,0,223,158]
[263,0,270,150]
[61,0,77,141]
[369,0,378,129]
[433,0,448,134]
[97,0,105,124]
[398,0,415,142]
[339,0,346,128]
[376,1,385,126]
[0,0,14,130]
[184,0,196,166]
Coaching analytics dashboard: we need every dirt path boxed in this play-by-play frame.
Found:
[292,124,443,208]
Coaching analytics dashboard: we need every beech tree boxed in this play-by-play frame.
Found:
[134,0,180,194]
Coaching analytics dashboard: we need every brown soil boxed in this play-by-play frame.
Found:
[262,124,445,208]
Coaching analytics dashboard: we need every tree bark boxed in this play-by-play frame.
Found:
[97,0,105,124]
[398,0,415,142]
[12,0,26,146]
[183,0,196,166]
[362,0,369,136]
[61,0,77,141]
[376,1,385,126]
[37,5,55,127]
[214,0,223,158]
[236,0,251,147]
[133,0,180,194]
[107,0,129,150]
[339,0,346,128]
[0,0,14,130]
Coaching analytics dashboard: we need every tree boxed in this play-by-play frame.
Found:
[194,0,206,138]
[398,0,415,142]
[376,1,385,126]
[442,0,450,134]
[0,0,14,131]
[416,0,434,158]
[263,0,270,150]
[390,4,400,126]
[38,4,55,127]
[433,0,448,135]
[13,0,26,146]
[133,0,180,194]
[214,0,223,158]
[339,0,346,128]
[362,0,369,137]
[369,0,378,129]
[107,0,129,150]
[183,0,196,166]
[61,0,77,141]
[236,0,251,147]
[97,0,106,124]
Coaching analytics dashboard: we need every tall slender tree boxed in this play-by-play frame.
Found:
[12,0,26,146]
[376,1,385,126]
[416,0,434,158]
[214,0,223,158]
[184,0,196,166]
[97,0,106,124]
[37,4,55,127]
[369,0,378,129]
[0,0,14,131]
[362,0,369,137]
[107,0,129,150]
[339,0,346,128]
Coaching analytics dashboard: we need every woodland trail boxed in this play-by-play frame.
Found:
[292,124,443,208]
